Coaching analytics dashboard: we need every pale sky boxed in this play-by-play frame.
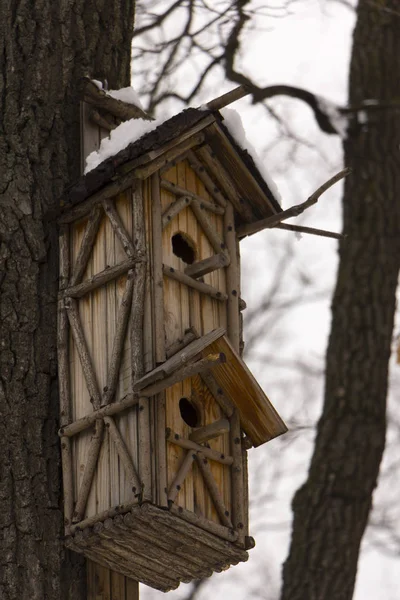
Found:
[136,1,400,598]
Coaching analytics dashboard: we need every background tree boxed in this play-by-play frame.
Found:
[0,2,135,598]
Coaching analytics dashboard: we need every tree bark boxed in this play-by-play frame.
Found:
[281,3,400,599]
[0,2,135,599]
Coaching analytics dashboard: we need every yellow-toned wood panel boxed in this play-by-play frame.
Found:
[165,375,231,525]
[68,188,141,517]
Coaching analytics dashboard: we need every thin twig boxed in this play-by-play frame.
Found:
[238,168,351,238]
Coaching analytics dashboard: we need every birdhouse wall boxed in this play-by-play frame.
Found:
[160,160,228,349]
[65,189,143,520]
[58,148,255,591]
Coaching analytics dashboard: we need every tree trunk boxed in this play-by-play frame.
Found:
[0,2,135,599]
[281,2,400,599]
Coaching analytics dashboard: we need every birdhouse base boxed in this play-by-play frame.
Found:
[65,503,249,591]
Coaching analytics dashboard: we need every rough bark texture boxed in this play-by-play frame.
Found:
[281,3,400,599]
[0,2,135,599]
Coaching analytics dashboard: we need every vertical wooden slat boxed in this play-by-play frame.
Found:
[230,409,245,546]
[59,225,74,529]
[133,184,152,502]
[151,172,166,364]
[224,202,240,352]
[110,569,126,600]
[70,205,103,286]
[156,391,168,507]
[242,444,249,538]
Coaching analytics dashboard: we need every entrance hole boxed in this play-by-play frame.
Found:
[172,233,196,264]
[179,397,200,428]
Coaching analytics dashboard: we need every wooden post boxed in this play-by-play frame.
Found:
[224,202,240,352]
[132,184,152,502]
[230,409,245,546]
[151,173,165,364]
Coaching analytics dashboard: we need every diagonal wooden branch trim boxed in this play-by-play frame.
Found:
[138,353,226,397]
[170,504,238,542]
[59,393,140,438]
[165,326,200,359]
[166,429,233,465]
[73,419,104,522]
[103,198,135,257]
[102,273,134,406]
[65,297,102,408]
[184,252,230,279]
[200,370,235,418]
[162,195,191,229]
[187,150,227,208]
[59,225,70,290]
[70,205,103,286]
[163,264,228,301]
[190,418,230,444]
[190,199,229,256]
[195,452,233,528]
[61,257,143,299]
[237,168,351,238]
[160,179,225,215]
[275,223,345,240]
[167,450,196,503]
[104,416,141,495]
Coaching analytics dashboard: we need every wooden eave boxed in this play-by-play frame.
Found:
[134,328,287,448]
[61,107,282,226]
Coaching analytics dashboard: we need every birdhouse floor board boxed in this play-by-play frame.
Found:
[66,503,248,591]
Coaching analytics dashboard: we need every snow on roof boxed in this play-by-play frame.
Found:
[220,108,282,206]
[106,87,145,111]
[84,115,169,174]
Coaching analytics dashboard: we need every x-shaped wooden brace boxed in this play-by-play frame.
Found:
[62,199,144,522]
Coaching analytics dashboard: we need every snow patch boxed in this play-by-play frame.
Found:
[84,115,168,174]
[220,108,282,205]
[92,79,103,90]
[106,86,145,111]
[316,95,348,138]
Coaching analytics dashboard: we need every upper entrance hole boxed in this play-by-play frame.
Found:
[172,233,196,265]
[179,397,200,428]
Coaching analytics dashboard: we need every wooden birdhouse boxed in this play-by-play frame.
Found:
[57,101,287,591]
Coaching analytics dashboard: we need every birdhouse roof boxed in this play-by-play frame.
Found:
[63,107,282,226]
[133,327,287,447]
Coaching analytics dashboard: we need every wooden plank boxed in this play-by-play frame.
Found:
[195,452,233,528]
[170,504,237,543]
[204,123,278,219]
[166,429,233,465]
[160,179,225,215]
[110,569,126,600]
[187,150,227,208]
[230,409,245,545]
[62,257,141,299]
[165,326,199,359]
[201,336,288,446]
[103,198,135,257]
[151,172,166,364]
[134,327,225,390]
[190,418,230,444]
[163,264,227,301]
[184,252,229,279]
[156,391,168,507]
[103,273,134,406]
[133,133,205,179]
[59,394,140,438]
[70,206,103,286]
[66,297,101,409]
[190,199,228,256]
[224,202,240,351]
[73,419,104,522]
[162,195,191,229]
[168,449,195,503]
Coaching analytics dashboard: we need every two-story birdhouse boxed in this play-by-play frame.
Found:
[57,100,287,591]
